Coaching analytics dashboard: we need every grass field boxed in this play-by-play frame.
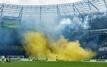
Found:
[0,61,107,67]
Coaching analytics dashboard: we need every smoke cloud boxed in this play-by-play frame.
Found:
[23,32,95,61]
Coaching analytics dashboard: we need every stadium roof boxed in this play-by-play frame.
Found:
[0,0,107,17]
[0,0,81,5]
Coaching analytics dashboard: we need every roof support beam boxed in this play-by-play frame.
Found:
[72,3,81,15]
[0,4,4,17]
[19,7,23,23]
[40,6,42,23]
[103,0,107,10]
[88,0,99,11]
[57,5,61,17]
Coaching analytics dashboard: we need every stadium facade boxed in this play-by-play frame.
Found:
[0,0,107,59]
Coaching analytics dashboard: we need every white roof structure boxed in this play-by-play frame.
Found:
[0,0,81,5]
[0,0,106,17]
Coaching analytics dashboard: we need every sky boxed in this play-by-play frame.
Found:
[0,0,82,5]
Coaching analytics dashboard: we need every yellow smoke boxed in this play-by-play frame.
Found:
[24,32,96,61]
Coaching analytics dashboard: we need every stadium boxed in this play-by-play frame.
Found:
[0,0,107,67]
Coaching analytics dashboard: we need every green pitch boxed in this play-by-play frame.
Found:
[0,61,107,67]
